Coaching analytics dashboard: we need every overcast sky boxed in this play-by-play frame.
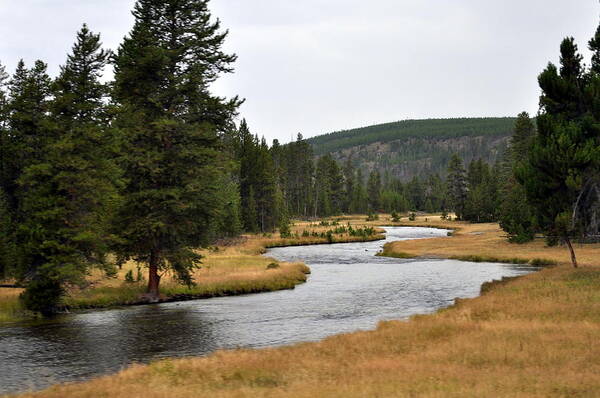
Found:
[0,1,598,143]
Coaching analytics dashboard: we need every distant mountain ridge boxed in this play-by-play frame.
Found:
[307,117,517,181]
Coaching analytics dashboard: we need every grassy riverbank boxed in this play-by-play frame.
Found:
[381,215,600,267]
[0,219,384,324]
[15,254,600,396]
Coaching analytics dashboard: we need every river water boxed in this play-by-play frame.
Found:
[0,227,536,395]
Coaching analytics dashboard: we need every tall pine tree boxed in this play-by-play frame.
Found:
[518,36,600,267]
[0,61,14,279]
[499,112,537,242]
[112,0,240,299]
[17,26,121,313]
[367,170,382,212]
[2,60,54,295]
[446,154,468,220]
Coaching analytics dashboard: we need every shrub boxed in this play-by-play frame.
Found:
[326,231,334,243]
[366,213,379,221]
[279,217,292,238]
[20,277,63,316]
[136,267,144,282]
[125,270,135,283]
[409,212,416,221]
[104,264,118,278]
[333,226,348,234]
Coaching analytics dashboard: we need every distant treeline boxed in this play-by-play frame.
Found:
[308,117,517,155]
[235,124,502,225]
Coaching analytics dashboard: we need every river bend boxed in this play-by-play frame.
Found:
[0,227,536,394]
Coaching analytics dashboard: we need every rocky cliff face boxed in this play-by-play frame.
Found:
[331,135,509,181]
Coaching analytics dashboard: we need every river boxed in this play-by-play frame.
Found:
[0,227,537,395]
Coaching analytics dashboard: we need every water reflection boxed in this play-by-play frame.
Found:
[0,227,536,394]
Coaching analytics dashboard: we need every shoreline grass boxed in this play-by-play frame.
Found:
[0,288,33,324]
[382,215,600,267]
[63,262,311,310]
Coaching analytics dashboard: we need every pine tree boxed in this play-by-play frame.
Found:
[1,60,53,293]
[463,159,498,223]
[406,176,424,211]
[282,134,314,217]
[0,62,14,279]
[425,174,446,212]
[518,36,600,267]
[499,112,537,242]
[446,154,468,220]
[2,60,53,214]
[0,188,15,280]
[0,61,8,131]
[314,155,334,217]
[510,112,536,163]
[342,157,355,213]
[350,169,368,214]
[213,174,242,238]
[238,120,258,231]
[245,186,259,233]
[17,26,121,313]
[237,121,278,232]
[328,157,345,214]
[255,137,278,232]
[112,0,240,299]
[367,170,382,212]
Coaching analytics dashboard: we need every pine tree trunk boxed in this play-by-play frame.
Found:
[147,249,161,299]
[564,236,578,268]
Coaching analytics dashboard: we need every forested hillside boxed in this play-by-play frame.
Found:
[308,118,517,181]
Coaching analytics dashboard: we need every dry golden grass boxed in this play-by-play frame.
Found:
[383,215,600,267]
[15,262,600,397]
[0,288,28,323]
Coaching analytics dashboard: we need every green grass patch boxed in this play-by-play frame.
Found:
[0,291,36,324]
[449,255,530,264]
[265,234,385,249]
[450,255,558,267]
[160,272,309,301]
[566,269,600,288]
[479,276,521,294]
[376,250,416,259]
[63,285,146,309]
[529,258,559,267]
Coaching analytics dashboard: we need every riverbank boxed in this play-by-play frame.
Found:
[15,252,600,396]
[381,215,600,267]
[0,219,384,324]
